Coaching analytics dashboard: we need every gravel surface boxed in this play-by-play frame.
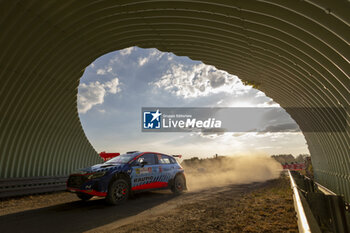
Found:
[0,178,297,233]
[101,178,298,233]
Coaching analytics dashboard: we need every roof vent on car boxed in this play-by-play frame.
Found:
[126,151,139,154]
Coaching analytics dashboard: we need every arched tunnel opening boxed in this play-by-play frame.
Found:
[78,46,310,191]
[0,1,349,232]
[78,47,310,157]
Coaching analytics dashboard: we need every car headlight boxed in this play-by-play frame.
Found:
[86,171,106,180]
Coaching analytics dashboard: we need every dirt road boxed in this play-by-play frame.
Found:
[0,178,297,233]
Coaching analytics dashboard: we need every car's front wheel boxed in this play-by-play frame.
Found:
[76,192,93,201]
[171,174,186,194]
[106,179,129,205]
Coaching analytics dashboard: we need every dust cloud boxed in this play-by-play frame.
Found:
[182,156,282,191]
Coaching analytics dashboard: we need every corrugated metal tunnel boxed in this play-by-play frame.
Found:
[0,1,349,200]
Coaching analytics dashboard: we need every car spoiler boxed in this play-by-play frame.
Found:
[172,154,182,158]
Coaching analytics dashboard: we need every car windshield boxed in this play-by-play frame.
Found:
[105,152,140,164]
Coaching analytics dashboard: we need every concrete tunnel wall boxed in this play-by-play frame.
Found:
[0,1,349,200]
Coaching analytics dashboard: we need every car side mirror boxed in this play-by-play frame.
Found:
[141,161,148,167]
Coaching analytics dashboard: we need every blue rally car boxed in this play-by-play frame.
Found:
[67,151,187,205]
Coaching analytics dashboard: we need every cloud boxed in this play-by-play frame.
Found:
[138,57,149,66]
[255,91,265,97]
[149,49,164,60]
[96,69,106,75]
[138,48,167,66]
[217,99,224,105]
[78,78,121,114]
[232,133,244,137]
[208,71,226,88]
[150,63,251,98]
[96,66,113,75]
[261,123,300,132]
[120,47,135,56]
[200,128,227,138]
[257,100,279,107]
[103,78,120,94]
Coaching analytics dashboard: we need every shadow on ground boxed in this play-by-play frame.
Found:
[0,191,175,233]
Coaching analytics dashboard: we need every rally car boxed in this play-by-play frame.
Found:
[66,151,187,205]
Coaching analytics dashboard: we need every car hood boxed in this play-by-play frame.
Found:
[80,163,127,173]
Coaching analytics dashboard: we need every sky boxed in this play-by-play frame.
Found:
[78,47,309,158]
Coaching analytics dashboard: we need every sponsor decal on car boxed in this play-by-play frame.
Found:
[136,167,152,174]
[133,176,154,183]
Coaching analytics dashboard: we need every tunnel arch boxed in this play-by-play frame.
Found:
[0,1,348,200]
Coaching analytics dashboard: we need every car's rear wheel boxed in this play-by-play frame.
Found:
[76,192,93,201]
[171,174,186,194]
[106,179,129,205]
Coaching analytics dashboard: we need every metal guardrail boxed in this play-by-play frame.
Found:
[289,170,319,233]
[289,170,350,233]
[313,180,336,196]
[0,176,67,198]
[289,170,311,233]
